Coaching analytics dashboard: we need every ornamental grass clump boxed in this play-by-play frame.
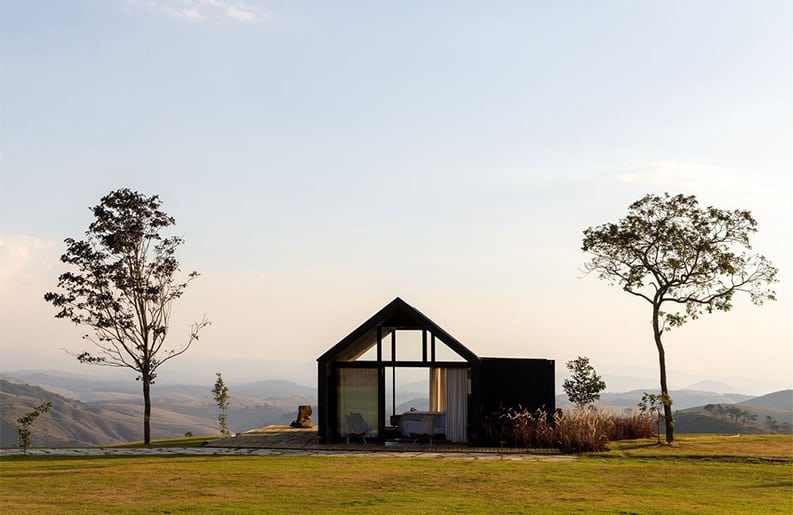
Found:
[498,407,555,448]
[492,406,657,453]
[606,410,657,441]
[553,407,611,453]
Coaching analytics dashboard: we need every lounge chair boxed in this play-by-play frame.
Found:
[344,412,370,444]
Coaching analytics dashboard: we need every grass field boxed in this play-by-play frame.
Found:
[1,435,791,513]
[599,434,793,459]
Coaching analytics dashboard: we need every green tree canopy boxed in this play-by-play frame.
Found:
[582,193,777,443]
[45,188,210,445]
[562,356,606,408]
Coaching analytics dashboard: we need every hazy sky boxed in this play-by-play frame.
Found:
[1,1,791,393]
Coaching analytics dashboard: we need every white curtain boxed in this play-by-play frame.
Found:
[429,368,446,412]
[445,368,469,443]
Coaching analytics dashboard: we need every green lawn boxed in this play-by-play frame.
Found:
[1,435,791,514]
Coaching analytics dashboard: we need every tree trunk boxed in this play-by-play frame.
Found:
[652,302,674,443]
[142,374,152,446]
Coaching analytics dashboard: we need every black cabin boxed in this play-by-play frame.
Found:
[316,297,555,444]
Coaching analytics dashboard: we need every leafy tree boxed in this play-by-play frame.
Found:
[44,188,210,445]
[562,356,606,408]
[582,193,777,443]
[212,372,230,436]
[17,401,52,454]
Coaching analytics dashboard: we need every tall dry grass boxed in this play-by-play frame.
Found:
[488,407,656,453]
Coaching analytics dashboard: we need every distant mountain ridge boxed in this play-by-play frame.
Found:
[674,390,793,435]
[1,379,217,447]
[0,371,315,403]
[555,388,792,435]
[1,371,318,448]
[3,370,791,447]
[740,389,793,411]
[555,389,756,411]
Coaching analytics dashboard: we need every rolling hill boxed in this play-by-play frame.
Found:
[4,370,791,447]
[0,372,317,448]
[555,389,755,411]
[1,379,217,447]
[740,389,793,411]
[666,390,793,435]
[554,388,793,434]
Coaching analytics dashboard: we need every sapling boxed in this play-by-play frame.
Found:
[638,393,671,444]
[212,372,230,436]
[17,401,52,454]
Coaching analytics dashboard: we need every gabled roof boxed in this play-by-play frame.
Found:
[317,297,479,364]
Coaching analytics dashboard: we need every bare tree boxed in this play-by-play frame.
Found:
[45,188,210,445]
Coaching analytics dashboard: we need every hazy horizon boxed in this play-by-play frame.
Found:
[2,355,789,397]
[2,2,791,394]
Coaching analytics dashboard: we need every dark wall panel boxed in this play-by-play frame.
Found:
[479,358,555,414]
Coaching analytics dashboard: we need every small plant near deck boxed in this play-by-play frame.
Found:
[639,392,672,444]
[17,401,52,454]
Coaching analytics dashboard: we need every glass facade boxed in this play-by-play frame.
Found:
[336,367,378,437]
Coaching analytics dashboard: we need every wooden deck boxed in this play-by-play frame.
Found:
[204,425,559,454]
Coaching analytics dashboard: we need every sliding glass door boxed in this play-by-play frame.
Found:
[336,368,378,438]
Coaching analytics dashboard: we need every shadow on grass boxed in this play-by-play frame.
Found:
[0,454,219,463]
[746,481,793,488]
[611,442,667,451]
[108,436,216,448]
[594,453,792,464]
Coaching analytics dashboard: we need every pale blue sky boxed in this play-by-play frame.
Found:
[1,1,791,392]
